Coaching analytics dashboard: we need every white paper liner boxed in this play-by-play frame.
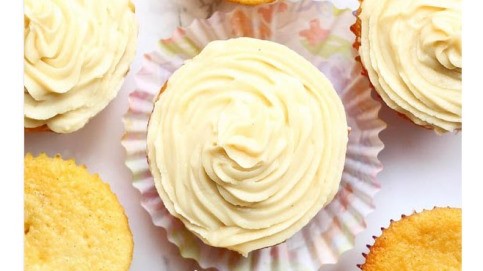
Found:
[122,0,386,269]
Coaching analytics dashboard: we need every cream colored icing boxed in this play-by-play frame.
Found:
[147,38,348,256]
[359,0,461,133]
[24,0,137,133]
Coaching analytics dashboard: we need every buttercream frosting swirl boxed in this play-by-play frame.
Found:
[24,0,137,133]
[147,38,348,256]
[359,0,461,133]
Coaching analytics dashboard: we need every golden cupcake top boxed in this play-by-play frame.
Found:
[24,0,137,133]
[24,153,133,271]
[358,0,461,133]
[147,37,348,256]
[360,207,461,271]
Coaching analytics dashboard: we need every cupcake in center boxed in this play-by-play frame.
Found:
[146,37,348,256]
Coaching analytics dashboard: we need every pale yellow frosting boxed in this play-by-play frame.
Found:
[24,0,137,133]
[359,0,461,133]
[147,38,348,256]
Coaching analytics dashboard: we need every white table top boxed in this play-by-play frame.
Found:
[24,0,462,270]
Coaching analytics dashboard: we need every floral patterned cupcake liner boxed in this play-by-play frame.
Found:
[122,0,386,270]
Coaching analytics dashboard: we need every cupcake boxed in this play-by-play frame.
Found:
[24,153,133,270]
[353,0,461,133]
[24,0,137,133]
[146,37,349,256]
[359,207,461,270]
[227,0,275,5]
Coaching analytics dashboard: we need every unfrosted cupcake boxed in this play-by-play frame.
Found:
[359,207,461,270]
[24,153,133,271]
[353,0,461,133]
[146,37,348,256]
[24,0,137,133]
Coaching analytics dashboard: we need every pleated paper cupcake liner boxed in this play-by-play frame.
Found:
[122,0,386,270]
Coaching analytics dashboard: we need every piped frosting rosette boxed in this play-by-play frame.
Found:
[147,37,348,256]
[123,0,386,269]
[24,0,137,133]
[358,0,461,133]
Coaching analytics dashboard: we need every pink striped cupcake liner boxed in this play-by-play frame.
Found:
[122,0,386,270]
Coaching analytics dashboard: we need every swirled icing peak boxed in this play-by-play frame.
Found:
[24,0,137,133]
[147,38,348,256]
[359,0,461,133]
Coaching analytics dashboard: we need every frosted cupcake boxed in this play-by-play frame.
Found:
[353,0,461,133]
[24,0,137,133]
[146,37,348,256]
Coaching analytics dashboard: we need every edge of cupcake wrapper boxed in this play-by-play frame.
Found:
[227,0,276,5]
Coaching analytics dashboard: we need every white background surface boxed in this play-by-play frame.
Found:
[24,0,462,270]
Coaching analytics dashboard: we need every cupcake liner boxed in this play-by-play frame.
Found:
[122,0,386,270]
